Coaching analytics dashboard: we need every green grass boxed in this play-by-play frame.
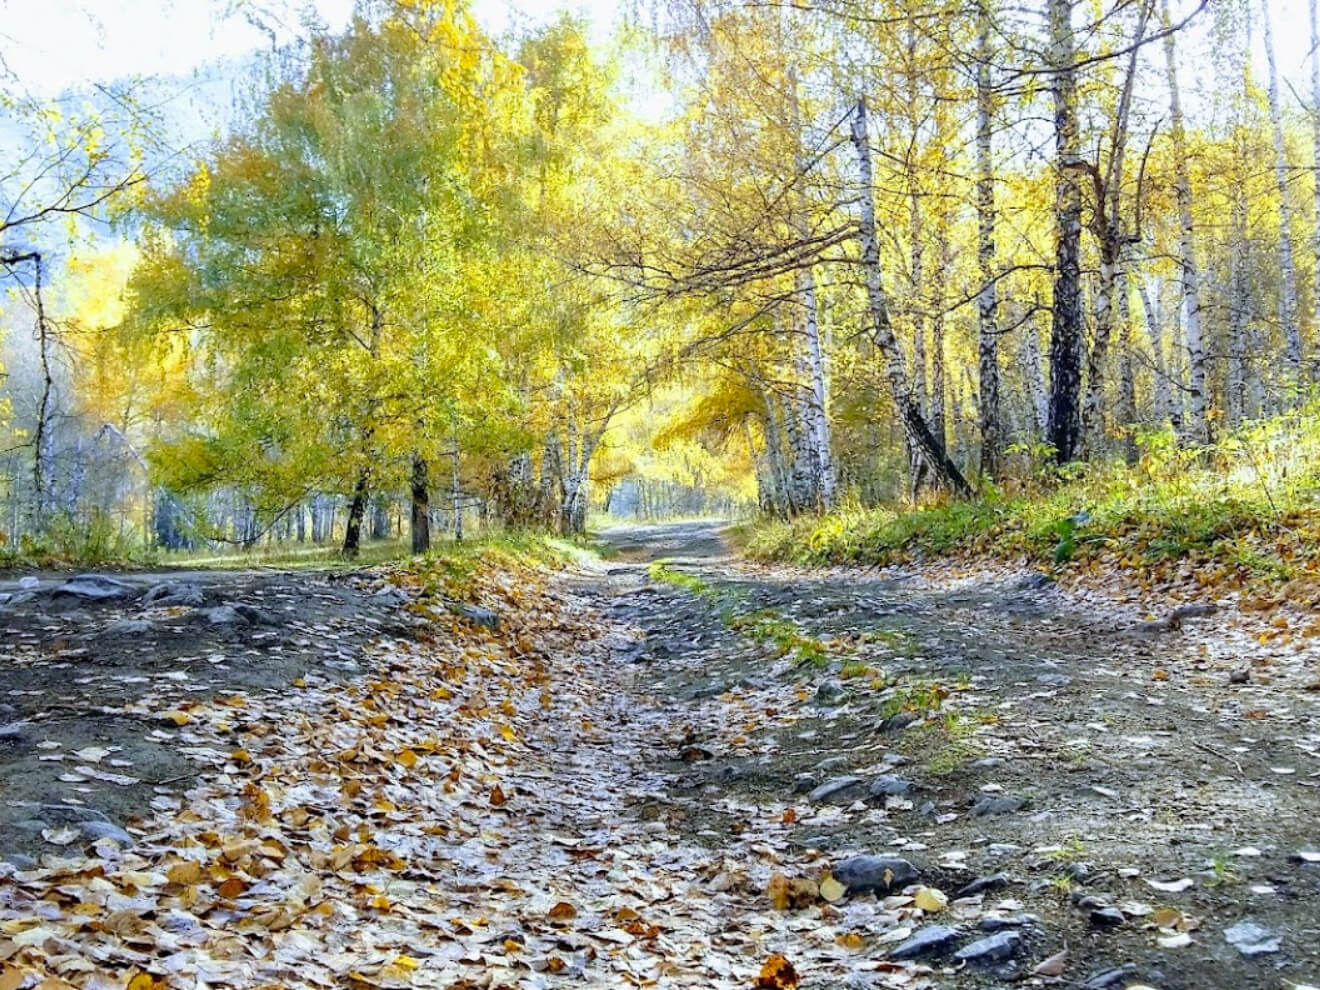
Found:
[740,403,1320,587]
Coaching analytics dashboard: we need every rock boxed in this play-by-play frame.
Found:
[1016,572,1053,592]
[18,576,40,590]
[809,776,864,803]
[104,618,157,637]
[455,604,500,629]
[53,574,139,602]
[952,931,1022,964]
[233,604,277,625]
[917,800,937,818]
[1,852,38,870]
[1171,603,1217,622]
[956,874,1010,898]
[0,722,25,741]
[971,757,1005,769]
[13,819,48,833]
[880,711,919,733]
[988,843,1022,857]
[833,855,919,894]
[814,756,850,772]
[869,774,914,797]
[888,925,963,960]
[372,585,408,606]
[1223,919,1281,956]
[38,804,111,825]
[1081,967,1137,989]
[814,679,846,705]
[1089,907,1125,927]
[979,914,1038,932]
[792,773,817,794]
[203,605,248,626]
[79,821,133,845]
[143,582,205,607]
[1229,667,1250,685]
[971,794,1027,817]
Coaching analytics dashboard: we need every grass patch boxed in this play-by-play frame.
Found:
[740,402,1320,589]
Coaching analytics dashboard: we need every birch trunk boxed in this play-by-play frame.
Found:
[976,0,1003,478]
[1046,0,1085,463]
[851,96,971,497]
[1139,280,1173,428]
[1162,0,1210,442]
[800,268,836,509]
[410,452,430,554]
[451,440,463,543]
[1116,262,1138,464]
[1311,0,1320,377]
[1262,0,1302,381]
[1024,306,1049,437]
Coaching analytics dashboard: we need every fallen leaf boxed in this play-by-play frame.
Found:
[548,901,577,921]
[913,887,948,912]
[753,953,799,989]
[1145,877,1194,893]
[1034,950,1067,976]
[819,874,846,903]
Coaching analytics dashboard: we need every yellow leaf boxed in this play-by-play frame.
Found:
[157,710,190,726]
[166,860,202,885]
[498,724,518,743]
[819,874,846,903]
[913,887,948,912]
[835,932,865,950]
[767,872,790,911]
[395,749,418,768]
[392,956,419,971]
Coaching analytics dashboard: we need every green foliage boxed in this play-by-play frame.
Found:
[743,401,1320,588]
[0,510,152,569]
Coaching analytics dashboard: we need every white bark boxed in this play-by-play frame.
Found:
[1310,0,1320,377]
[1161,0,1209,443]
[1263,0,1303,377]
[850,96,970,496]
[800,270,835,509]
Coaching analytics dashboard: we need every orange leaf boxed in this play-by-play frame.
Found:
[753,953,799,989]
[490,784,508,807]
[548,901,577,921]
[216,876,247,899]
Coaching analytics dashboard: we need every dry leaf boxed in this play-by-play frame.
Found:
[754,953,799,989]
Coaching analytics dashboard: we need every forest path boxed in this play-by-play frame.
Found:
[588,519,1320,989]
[0,527,1317,989]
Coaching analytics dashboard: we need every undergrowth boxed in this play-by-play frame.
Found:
[740,403,1320,591]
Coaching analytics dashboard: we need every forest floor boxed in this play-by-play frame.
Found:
[1,522,1318,989]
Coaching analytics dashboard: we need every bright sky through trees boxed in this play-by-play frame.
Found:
[1,0,622,95]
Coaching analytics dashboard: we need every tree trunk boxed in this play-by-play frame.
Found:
[851,96,971,497]
[1140,280,1174,429]
[410,452,431,554]
[342,472,368,558]
[1116,261,1138,465]
[1263,0,1303,380]
[451,440,463,543]
[1046,0,1084,464]
[976,0,1003,478]
[800,269,835,510]
[1312,0,1320,379]
[1162,0,1210,442]
[1024,307,1049,438]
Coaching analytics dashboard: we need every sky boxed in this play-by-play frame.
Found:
[0,0,623,97]
[0,0,1317,115]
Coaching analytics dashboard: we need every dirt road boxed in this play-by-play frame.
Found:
[1,525,1317,989]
